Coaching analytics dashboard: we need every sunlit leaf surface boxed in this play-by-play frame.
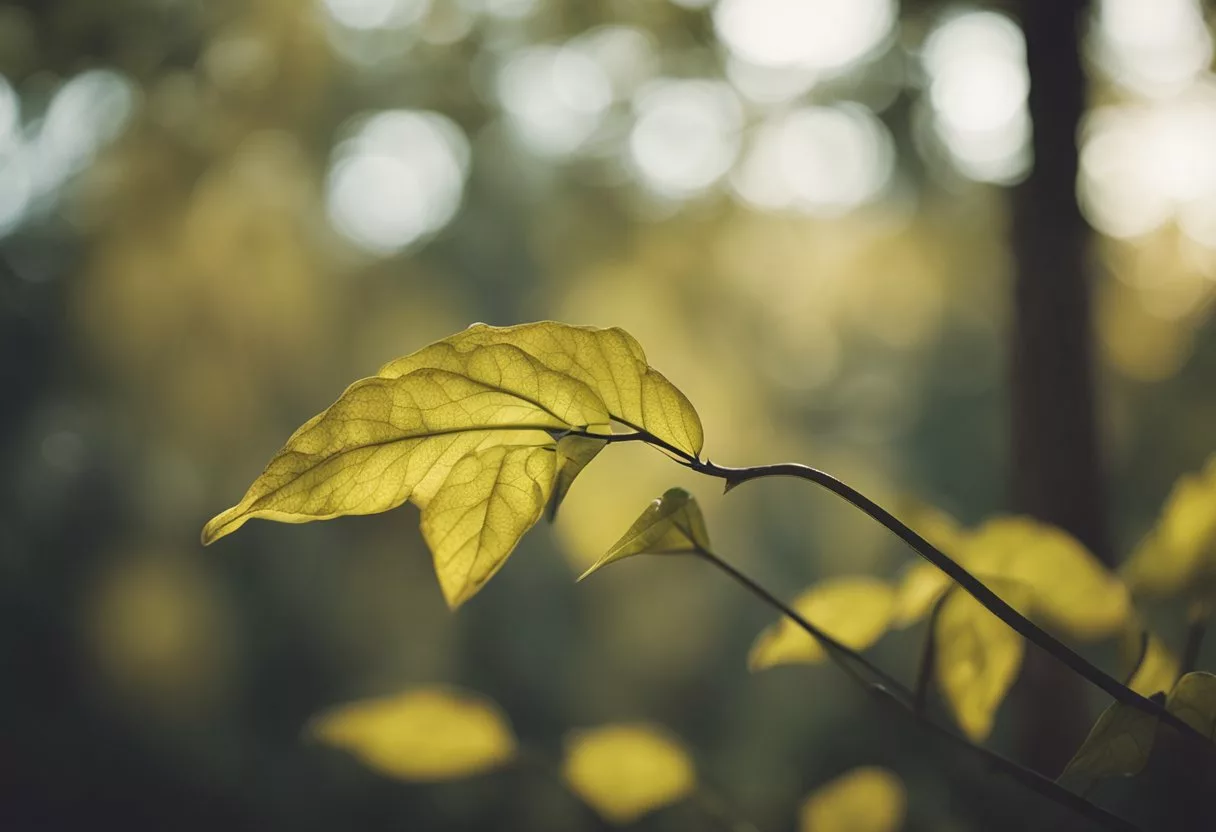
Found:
[1058,701,1157,792]
[379,322,704,458]
[748,577,895,670]
[562,723,696,824]
[308,687,516,781]
[580,488,710,580]
[799,767,906,832]
[934,587,1026,741]
[892,562,952,628]
[1121,456,1216,599]
[1166,671,1216,739]
[420,444,557,607]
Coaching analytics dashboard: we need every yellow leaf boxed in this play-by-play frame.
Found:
[380,322,704,459]
[1119,625,1179,697]
[964,517,1129,640]
[308,687,516,781]
[748,577,895,670]
[579,488,711,580]
[891,562,952,628]
[203,367,600,544]
[1121,459,1216,599]
[799,767,906,832]
[420,444,557,608]
[935,587,1026,741]
[562,723,696,824]
[1166,671,1216,739]
[549,432,609,520]
[1057,702,1157,792]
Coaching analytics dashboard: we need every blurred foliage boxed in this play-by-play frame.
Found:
[4,0,1216,830]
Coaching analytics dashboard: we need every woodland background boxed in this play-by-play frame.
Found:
[3,0,1216,829]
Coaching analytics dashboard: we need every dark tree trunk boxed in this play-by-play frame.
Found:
[1009,0,1107,777]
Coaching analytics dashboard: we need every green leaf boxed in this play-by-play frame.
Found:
[748,577,896,670]
[579,487,710,580]
[1058,701,1158,793]
[549,432,608,520]
[799,767,906,832]
[934,586,1026,741]
[1166,671,1216,739]
[420,444,556,608]
[1121,456,1216,599]
[307,686,516,782]
[379,322,705,459]
[562,723,696,825]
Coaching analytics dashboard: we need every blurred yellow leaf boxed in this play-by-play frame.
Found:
[892,562,952,628]
[748,577,895,670]
[379,322,705,459]
[963,517,1129,640]
[580,488,710,580]
[1166,671,1216,739]
[308,687,516,781]
[419,445,556,607]
[935,587,1026,741]
[1057,702,1157,793]
[562,723,696,824]
[799,767,906,832]
[1121,458,1216,599]
[1119,625,1179,697]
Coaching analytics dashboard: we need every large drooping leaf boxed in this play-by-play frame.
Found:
[1166,671,1216,739]
[308,687,516,781]
[934,586,1027,741]
[799,767,906,832]
[202,352,612,606]
[561,723,696,825]
[1121,457,1216,599]
[1057,701,1158,793]
[379,322,704,459]
[748,577,896,670]
[579,488,710,580]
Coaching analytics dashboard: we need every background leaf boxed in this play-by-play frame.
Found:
[561,723,696,825]
[934,587,1026,741]
[579,488,711,580]
[799,767,906,832]
[308,687,516,782]
[748,577,895,670]
[1120,625,1179,697]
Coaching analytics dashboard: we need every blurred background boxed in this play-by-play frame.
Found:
[2,0,1216,829]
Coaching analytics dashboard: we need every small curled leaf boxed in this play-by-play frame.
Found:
[1057,701,1158,793]
[562,723,696,824]
[579,488,710,581]
[799,767,906,832]
[748,577,895,670]
[307,687,516,782]
[549,432,609,520]
[1165,671,1216,739]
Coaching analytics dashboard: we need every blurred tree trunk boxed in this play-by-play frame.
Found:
[1009,0,1107,777]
